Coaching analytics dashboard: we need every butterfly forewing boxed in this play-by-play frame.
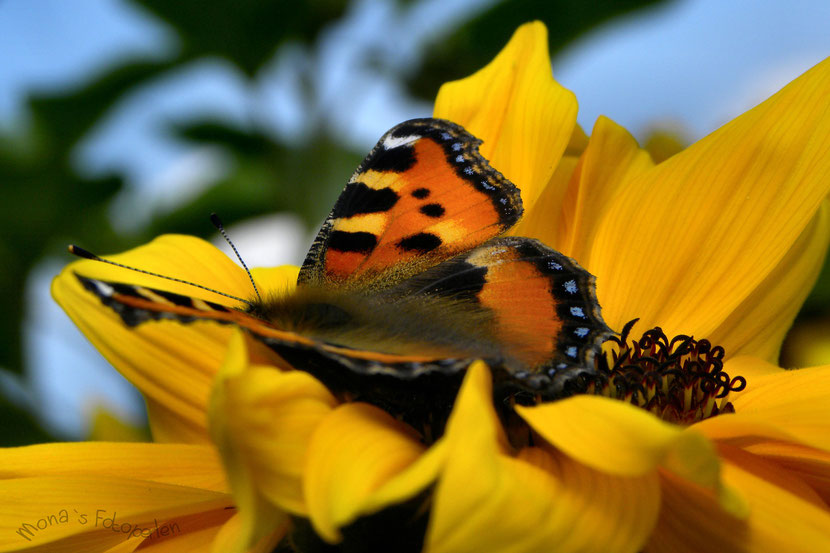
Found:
[299,118,523,291]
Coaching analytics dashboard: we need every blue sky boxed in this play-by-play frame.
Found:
[2,0,829,436]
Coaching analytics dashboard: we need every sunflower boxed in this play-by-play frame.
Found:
[2,20,829,553]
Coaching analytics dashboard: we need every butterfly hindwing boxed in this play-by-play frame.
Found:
[75,274,316,347]
[299,118,523,291]
[76,272,478,426]
[76,273,479,378]
[386,237,614,396]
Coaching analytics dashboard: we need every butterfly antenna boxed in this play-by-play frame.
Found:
[210,213,263,303]
[67,245,254,307]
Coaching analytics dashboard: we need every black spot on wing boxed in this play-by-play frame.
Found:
[361,143,416,173]
[331,182,399,219]
[419,203,445,218]
[299,118,522,287]
[396,232,442,253]
[328,231,378,254]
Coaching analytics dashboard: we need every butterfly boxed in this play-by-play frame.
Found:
[73,118,613,431]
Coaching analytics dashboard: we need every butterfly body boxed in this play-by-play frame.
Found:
[246,285,506,362]
[75,118,613,430]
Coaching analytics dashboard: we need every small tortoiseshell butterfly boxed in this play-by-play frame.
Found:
[73,118,612,429]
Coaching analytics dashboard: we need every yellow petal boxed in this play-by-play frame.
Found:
[210,330,336,516]
[59,234,255,306]
[709,199,830,362]
[694,361,830,456]
[642,127,688,163]
[692,356,797,448]
[424,362,506,551]
[303,403,428,543]
[209,330,322,552]
[721,364,830,452]
[426,363,659,553]
[508,155,579,246]
[590,57,830,340]
[145,397,214,445]
[556,116,653,262]
[430,449,660,553]
[517,395,720,487]
[119,509,239,553]
[647,451,830,553]
[87,406,149,442]
[510,117,653,292]
[434,21,577,211]
[565,123,589,157]
[535,448,661,553]
[0,476,230,551]
[0,442,227,493]
[210,513,288,553]
[52,235,298,443]
[250,266,299,298]
[741,441,830,504]
[725,355,786,380]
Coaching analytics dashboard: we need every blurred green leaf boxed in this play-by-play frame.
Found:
[799,252,830,317]
[0,396,56,446]
[147,120,364,236]
[132,0,349,76]
[30,60,175,155]
[0,134,125,374]
[176,120,274,157]
[0,59,182,375]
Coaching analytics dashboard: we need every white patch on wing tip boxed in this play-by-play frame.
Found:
[383,134,419,149]
[92,280,114,297]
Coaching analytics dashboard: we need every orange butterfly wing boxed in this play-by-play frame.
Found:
[72,118,613,427]
[298,118,523,290]
[387,237,613,391]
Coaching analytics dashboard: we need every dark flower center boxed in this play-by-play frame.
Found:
[589,319,746,424]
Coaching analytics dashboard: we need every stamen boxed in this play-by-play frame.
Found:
[590,319,746,424]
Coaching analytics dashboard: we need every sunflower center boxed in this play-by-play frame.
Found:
[588,319,746,425]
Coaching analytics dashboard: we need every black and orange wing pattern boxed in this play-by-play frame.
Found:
[298,118,523,291]
[75,273,477,425]
[387,236,613,396]
[71,118,614,427]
